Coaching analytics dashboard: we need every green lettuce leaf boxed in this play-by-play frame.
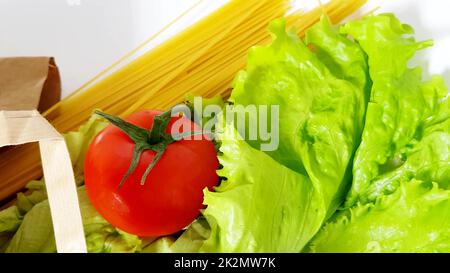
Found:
[230,18,368,214]
[307,180,450,253]
[185,95,225,128]
[0,206,22,233]
[201,125,326,252]
[304,16,370,95]
[141,217,212,253]
[0,206,22,251]
[16,180,47,214]
[200,17,368,252]
[342,14,450,205]
[6,186,141,253]
[201,124,324,252]
[64,114,109,177]
[309,13,450,253]
[170,218,211,253]
[5,201,56,253]
[141,237,175,253]
[0,234,11,252]
[362,110,450,202]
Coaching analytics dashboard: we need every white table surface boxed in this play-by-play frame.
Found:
[1,0,449,98]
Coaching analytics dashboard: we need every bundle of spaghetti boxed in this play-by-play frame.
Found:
[140,0,367,112]
[0,0,367,203]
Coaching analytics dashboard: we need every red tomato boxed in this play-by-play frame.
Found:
[84,110,219,237]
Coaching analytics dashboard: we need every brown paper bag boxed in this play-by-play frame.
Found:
[0,57,87,253]
[0,57,61,112]
[0,57,61,155]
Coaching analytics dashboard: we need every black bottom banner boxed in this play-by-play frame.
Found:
[0,253,441,272]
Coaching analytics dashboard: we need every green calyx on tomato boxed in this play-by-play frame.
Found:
[94,109,201,187]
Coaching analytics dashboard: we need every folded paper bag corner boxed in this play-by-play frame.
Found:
[0,57,61,111]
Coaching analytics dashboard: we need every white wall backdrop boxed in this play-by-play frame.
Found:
[0,0,449,97]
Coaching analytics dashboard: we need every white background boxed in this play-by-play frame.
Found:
[1,0,449,97]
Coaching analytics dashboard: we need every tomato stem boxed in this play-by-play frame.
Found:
[94,111,151,143]
[119,144,146,188]
[148,110,173,144]
[141,150,164,185]
[95,110,204,188]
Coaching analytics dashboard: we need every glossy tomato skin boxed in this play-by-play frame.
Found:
[84,110,219,237]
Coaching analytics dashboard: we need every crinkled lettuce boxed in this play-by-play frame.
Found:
[307,180,450,253]
[0,206,22,233]
[5,186,141,253]
[64,114,110,177]
[141,218,211,253]
[230,18,369,215]
[170,218,211,253]
[201,124,325,252]
[343,14,450,206]
[201,17,369,252]
[308,14,450,253]
[0,206,22,252]
[202,14,449,253]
